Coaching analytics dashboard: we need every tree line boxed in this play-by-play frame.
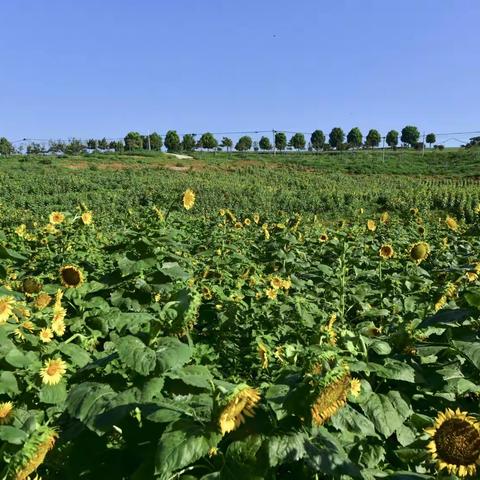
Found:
[0,126,442,155]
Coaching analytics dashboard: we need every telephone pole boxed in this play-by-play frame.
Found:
[272,129,276,156]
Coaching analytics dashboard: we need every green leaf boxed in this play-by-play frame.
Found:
[265,433,307,467]
[221,435,266,480]
[0,426,28,444]
[372,359,415,383]
[387,473,431,480]
[166,365,213,389]
[0,371,19,395]
[5,348,37,368]
[116,335,156,376]
[160,262,190,280]
[331,405,377,437]
[464,291,480,309]
[59,343,92,367]
[155,420,221,479]
[0,245,26,261]
[39,382,68,405]
[156,337,192,373]
[453,340,480,369]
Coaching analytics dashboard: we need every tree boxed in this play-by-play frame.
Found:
[26,142,45,154]
[426,133,436,148]
[65,138,85,155]
[182,134,196,152]
[328,128,345,149]
[386,130,399,149]
[259,136,272,151]
[109,141,124,152]
[235,136,252,151]
[290,133,306,150]
[401,125,420,147]
[253,141,259,152]
[365,129,381,148]
[49,140,66,154]
[275,132,287,151]
[0,137,14,155]
[220,137,233,151]
[98,138,109,150]
[143,132,163,151]
[347,127,363,148]
[310,130,325,151]
[199,132,218,150]
[87,139,98,149]
[164,130,181,152]
[124,131,143,151]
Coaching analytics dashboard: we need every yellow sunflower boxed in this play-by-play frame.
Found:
[243,218,251,226]
[425,408,480,478]
[22,277,42,294]
[183,189,195,210]
[49,212,65,225]
[40,358,67,385]
[265,288,277,300]
[52,314,66,337]
[367,219,376,232]
[311,373,351,426]
[0,296,15,324]
[410,242,430,263]
[418,225,426,235]
[218,386,261,435]
[253,213,260,224]
[281,278,292,290]
[410,207,419,215]
[380,212,389,223]
[0,401,14,425]
[379,244,394,259]
[59,265,84,288]
[349,378,362,398]
[319,233,329,242]
[81,211,93,225]
[435,295,447,312]
[258,342,269,369]
[270,276,283,290]
[445,216,459,231]
[34,292,52,310]
[466,272,478,282]
[39,328,54,343]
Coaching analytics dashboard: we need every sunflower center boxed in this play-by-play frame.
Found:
[62,268,81,286]
[435,418,480,466]
[46,364,59,376]
[0,304,8,314]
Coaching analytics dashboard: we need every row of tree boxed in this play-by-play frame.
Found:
[0,126,438,155]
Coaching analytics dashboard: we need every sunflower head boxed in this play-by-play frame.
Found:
[39,328,54,343]
[81,211,93,225]
[183,189,195,210]
[349,378,362,398]
[253,213,260,224]
[380,212,389,223]
[319,233,329,242]
[34,292,52,310]
[59,265,84,288]
[466,272,478,282]
[418,225,426,235]
[311,373,351,426]
[410,207,419,215]
[40,358,67,385]
[22,276,42,294]
[410,242,430,263]
[425,408,480,478]
[243,218,251,226]
[218,385,261,435]
[367,219,376,232]
[445,216,459,231]
[270,276,283,290]
[0,296,15,324]
[379,244,394,259]
[265,288,277,300]
[0,401,14,424]
[49,211,64,225]
[258,342,269,369]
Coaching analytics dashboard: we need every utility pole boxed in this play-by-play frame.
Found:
[382,136,385,162]
[272,129,276,156]
[147,130,151,151]
[422,132,425,157]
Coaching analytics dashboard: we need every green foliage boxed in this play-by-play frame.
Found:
[0,137,14,155]
[124,131,143,151]
[199,132,218,150]
[182,134,196,152]
[365,129,381,148]
[259,136,272,151]
[310,129,325,151]
[329,127,345,149]
[401,126,420,147]
[425,133,436,147]
[386,130,399,148]
[143,132,163,151]
[165,130,181,152]
[347,127,363,148]
[98,137,109,150]
[235,135,252,151]
[220,137,233,151]
[275,132,287,151]
[290,132,306,150]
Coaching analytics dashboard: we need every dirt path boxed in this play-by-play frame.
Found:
[167,153,193,160]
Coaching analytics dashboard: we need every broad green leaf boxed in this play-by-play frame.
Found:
[221,435,266,480]
[331,404,377,437]
[0,426,28,444]
[0,371,19,395]
[0,245,26,261]
[59,343,92,367]
[156,337,191,373]
[166,365,213,389]
[265,433,307,467]
[39,382,67,405]
[116,335,156,376]
[453,340,480,369]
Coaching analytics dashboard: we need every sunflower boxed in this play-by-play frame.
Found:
[379,244,394,259]
[418,225,426,235]
[52,314,66,337]
[319,233,329,242]
[34,293,52,310]
[258,343,269,369]
[9,425,58,480]
[281,278,292,290]
[244,218,251,226]
[311,373,351,426]
[435,295,447,312]
[350,378,362,398]
[59,265,84,288]
[0,401,14,424]
[253,213,260,224]
[218,386,261,435]
[0,296,15,324]
[81,211,93,225]
[40,358,67,385]
[410,207,419,215]
[183,189,195,210]
[15,224,27,237]
[49,211,65,225]
[39,328,54,343]
[367,220,376,232]
[22,277,42,294]
[202,286,212,300]
[270,276,283,290]
[380,212,389,223]
[234,221,243,229]
[425,408,480,478]
[466,272,478,282]
[445,216,459,231]
[410,242,430,263]
[265,288,277,300]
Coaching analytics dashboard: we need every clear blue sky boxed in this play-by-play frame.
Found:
[1,0,479,144]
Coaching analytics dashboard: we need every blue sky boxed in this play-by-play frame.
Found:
[1,0,479,144]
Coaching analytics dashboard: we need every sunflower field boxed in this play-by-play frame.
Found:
[1,153,480,479]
